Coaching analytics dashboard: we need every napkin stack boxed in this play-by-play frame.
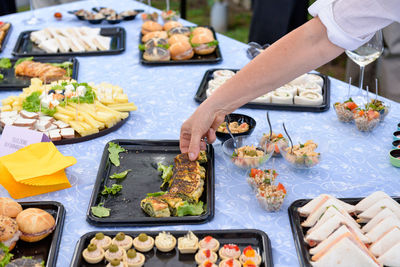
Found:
[0,142,76,199]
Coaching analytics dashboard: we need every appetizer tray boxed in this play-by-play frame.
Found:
[0,56,79,90]
[70,229,273,267]
[14,201,65,267]
[86,139,215,226]
[0,22,12,53]
[0,113,129,145]
[12,27,125,57]
[139,26,222,65]
[288,197,400,267]
[194,69,331,112]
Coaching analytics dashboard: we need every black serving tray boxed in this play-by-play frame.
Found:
[86,139,215,226]
[12,201,65,267]
[70,229,273,267]
[0,22,12,53]
[195,69,331,112]
[0,56,79,90]
[12,27,125,57]
[140,26,222,65]
[288,197,400,267]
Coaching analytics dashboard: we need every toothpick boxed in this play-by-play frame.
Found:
[375,78,378,101]
[347,77,352,98]
[166,0,170,11]
[92,92,96,113]
[366,86,369,104]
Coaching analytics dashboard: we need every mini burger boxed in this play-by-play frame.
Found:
[141,31,168,43]
[168,26,191,37]
[142,37,169,50]
[141,21,163,35]
[169,41,194,60]
[0,198,22,218]
[191,26,213,37]
[190,33,218,55]
[163,20,182,31]
[0,215,20,250]
[168,34,189,45]
[16,208,55,242]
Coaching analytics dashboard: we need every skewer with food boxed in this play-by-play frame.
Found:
[0,78,137,141]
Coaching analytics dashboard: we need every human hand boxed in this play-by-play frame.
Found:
[180,105,226,161]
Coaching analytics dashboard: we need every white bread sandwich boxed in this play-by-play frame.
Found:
[54,35,70,53]
[309,225,351,255]
[362,208,397,233]
[38,39,59,53]
[369,226,400,257]
[92,35,111,51]
[365,216,400,243]
[357,198,400,223]
[66,37,85,52]
[377,241,400,267]
[355,191,392,213]
[310,232,381,267]
[298,194,355,217]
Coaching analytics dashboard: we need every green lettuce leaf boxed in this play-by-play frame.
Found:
[109,169,131,179]
[157,163,173,188]
[108,142,126,166]
[91,203,110,218]
[176,201,204,216]
[0,242,13,267]
[146,191,166,197]
[101,184,123,195]
[22,91,57,116]
[0,58,11,69]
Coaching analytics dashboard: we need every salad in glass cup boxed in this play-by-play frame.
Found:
[259,132,288,157]
[353,109,380,132]
[278,140,321,169]
[333,97,358,122]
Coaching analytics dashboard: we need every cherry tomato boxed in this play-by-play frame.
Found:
[54,12,62,20]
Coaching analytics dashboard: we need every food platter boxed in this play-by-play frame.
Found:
[86,139,215,226]
[194,69,331,112]
[12,27,125,57]
[288,197,400,267]
[0,22,12,53]
[0,57,79,90]
[70,229,273,267]
[139,26,222,65]
[13,201,65,267]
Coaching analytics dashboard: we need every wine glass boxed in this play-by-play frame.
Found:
[23,0,44,25]
[345,30,383,104]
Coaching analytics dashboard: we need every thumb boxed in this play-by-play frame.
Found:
[188,131,202,161]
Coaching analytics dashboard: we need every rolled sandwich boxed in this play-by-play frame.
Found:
[252,92,272,103]
[294,90,323,106]
[306,73,324,87]
[276,84,298,96]
[298,81,322,94]
[213,70,235,80]
[270,91,293,104]
[92,35,111,51]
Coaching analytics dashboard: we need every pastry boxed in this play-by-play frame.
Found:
[105,244,126,262]
[219,244,241,260]
[90,232,112,250]
[112,232,133,250]
[219,258,242,267]
[239,246,262,265]
[198,236,220,252]
[133,233,155,252]
[82,243,105,264]
[106,259,128,267]
[178,231,199,254]
[124,249,145,267]
[155,231,176,252]
[195,249,218,264]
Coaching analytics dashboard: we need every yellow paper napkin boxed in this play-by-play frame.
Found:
[0,142,76,199]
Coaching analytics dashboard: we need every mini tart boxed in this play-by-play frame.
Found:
[239,246,261,265]
[82,244,105,264]
[199,236,220,252]
[195,249,218,264]
[242,259,259,267]
[90,232,112,250]
[155,231,176,252]
[105,244,127,262]
[125,249,145,267]
[112,232,133,250]
[219,258,241,267]
[133,233,155,252]
[106,259,128,267]
[177,231,199,254]
[198,259,218,267]
[219,244,241,260]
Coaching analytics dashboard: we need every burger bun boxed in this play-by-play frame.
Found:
[168,34,189,45]
[191,33,216,55]
[0,197,22,218]
[169,41,194,60]
[0,215,19,250]
[141,21,163,35]
[163,21,182,31]
[16,208,55,243]
[141,31,168,43]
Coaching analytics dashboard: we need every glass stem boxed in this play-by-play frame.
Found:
[359,66,365,92]
[29,0,35,18]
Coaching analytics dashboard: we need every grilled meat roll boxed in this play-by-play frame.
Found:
[15,60,69,83]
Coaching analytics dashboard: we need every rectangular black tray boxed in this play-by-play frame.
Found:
[0,22,12,53]
[140,26,222,65]
[70,229,273,267]
[288,197,400,267]
[12,27,125,57]
[194,68,331,112]
[12,201,65,267]
[0,56,79,90]
[86,139,215,226]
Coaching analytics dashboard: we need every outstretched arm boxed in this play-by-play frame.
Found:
[180,17,344,160]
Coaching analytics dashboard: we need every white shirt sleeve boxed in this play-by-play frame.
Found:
[309,0,400,50]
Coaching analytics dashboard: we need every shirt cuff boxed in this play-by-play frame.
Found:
[308,0,374,50]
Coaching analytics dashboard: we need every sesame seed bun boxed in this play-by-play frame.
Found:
[141,31,168,43]
[0,215,19,250]
[0,198,22,218]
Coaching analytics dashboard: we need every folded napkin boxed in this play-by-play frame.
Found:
[0,142,76,199]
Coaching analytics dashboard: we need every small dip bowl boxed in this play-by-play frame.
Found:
[393,140,400,150]
[393,131,400,141]
[389,149,400,168]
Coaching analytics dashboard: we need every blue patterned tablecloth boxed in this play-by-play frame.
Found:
[0,1,399,266]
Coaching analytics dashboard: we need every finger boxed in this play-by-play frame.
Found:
[206,128,216,144]
[188,130,202,161]
[200,139,207,150]
[180,123,191,153]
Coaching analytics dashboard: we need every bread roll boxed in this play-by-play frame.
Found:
[163,21,182,31]
[168,34,189,45]
[0,215,19,250]
[143,47,170,61]
[16,208,55,242]
[141,31,168,43]
[141,21,163,35]
[169,41,194,60]
[191,33,216,55]
[0,197,22,218]
[192,27,213,37]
